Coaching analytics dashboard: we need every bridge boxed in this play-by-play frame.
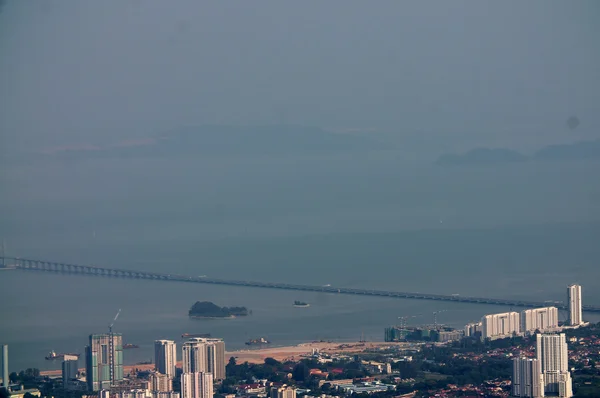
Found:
[2,256,599,313]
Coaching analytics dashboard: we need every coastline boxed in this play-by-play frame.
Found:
[39,340,408,377]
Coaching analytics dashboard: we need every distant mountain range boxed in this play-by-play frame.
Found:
[436,139,600,166]
[44,125,382,159]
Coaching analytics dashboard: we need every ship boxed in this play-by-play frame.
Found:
[123,344,139,349]
[182,333,211,338]
[45,350,80,360]
[294,301,310,307]
[245,337,270,346]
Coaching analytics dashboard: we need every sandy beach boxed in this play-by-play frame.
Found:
[40,341,408,377]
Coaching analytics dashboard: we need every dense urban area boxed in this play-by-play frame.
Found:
[1,284,599,398]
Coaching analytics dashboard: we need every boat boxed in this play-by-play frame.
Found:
[294,301,310,307]
[45,351,80,360]
[123,344,139,349]
[245,337,270,345]
[182,333,211,338]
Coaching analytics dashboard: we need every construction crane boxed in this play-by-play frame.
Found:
[109,309,121,387]
[397,314,421,333]
[433,310,447,328]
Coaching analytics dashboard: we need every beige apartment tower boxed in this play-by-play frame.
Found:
[181,338,225,381]
[567,284,583,326]
[181,372,213,398]
[155,340,177,379]
[511,357,544,398]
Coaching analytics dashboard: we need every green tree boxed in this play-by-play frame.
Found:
[292,363,309,382]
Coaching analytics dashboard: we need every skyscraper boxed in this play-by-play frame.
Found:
[181,372,213,398]
[62,355,79,388]
[205,339,225,381]
[481,312,520,340]
[521,307,559,334]
[511,357,544,398]
[181,338,225,381]
[536,333,573,397]
[567,284,582,326]
[85,333,124,391]
[182,339,208,374]
[1,345,8,388]
[155,340,177,379]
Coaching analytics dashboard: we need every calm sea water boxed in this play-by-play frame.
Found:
[1,223,600,372]
[1,155,599,372]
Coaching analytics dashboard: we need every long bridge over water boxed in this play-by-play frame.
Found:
[2,256,599,313]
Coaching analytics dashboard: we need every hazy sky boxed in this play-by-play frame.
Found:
[1,0,599,153]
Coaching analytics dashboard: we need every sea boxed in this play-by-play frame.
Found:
[1,153,599,372]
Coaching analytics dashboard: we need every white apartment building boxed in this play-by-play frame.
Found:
[181,338,225,381]
[181,372,213,398]
[567,284,583,326]
[155,340,177,379]
[521,307,559,334]
[481,312,520,340]
[536,333,573,397]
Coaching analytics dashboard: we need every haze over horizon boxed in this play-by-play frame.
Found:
[1,0,599,155]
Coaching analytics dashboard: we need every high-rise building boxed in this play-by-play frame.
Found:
[62,355,79,388]
[205,339,225,381]
[182,338,225,381]
[511,357,544,397]
[567,284,583,326]
[270,385,297,398]
[181,372,213,398]
[481,312,520,340]
[536,333,573,397]
[155,340,177,379]
[182,339,208,374]
[85,333,124,391]
[149,372,173,392]
[1,345,8,388]
[521,307,559,334]
[464,322,482,338]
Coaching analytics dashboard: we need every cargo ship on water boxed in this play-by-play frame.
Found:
[45,351,80,360]
[123,344,139,349]
[182,333,211,338]
[245,337,270,346]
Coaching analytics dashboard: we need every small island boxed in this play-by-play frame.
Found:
[294,301,310,307]
[189,301,249,318]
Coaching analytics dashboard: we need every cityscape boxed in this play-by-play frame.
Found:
[1,283,599,398]
[1,2,599,398]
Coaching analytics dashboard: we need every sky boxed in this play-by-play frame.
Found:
[1,0,599,153]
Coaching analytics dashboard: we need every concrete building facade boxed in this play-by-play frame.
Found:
[182,338,225,381]
[154,340,177,379]
[567,284,583,326]
[85,333,124,391]
[536,333,573,397]
[149,372,173,392]
[1,345,8,389]
[511,357,544,398]
[270,386,297,398]
[481,312,520,340]
[521,307,559,334]
[62,355,79,388]
[181,372,213,398]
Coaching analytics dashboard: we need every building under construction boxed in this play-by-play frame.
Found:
[384,326,463,343]
[86,333,124,391]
